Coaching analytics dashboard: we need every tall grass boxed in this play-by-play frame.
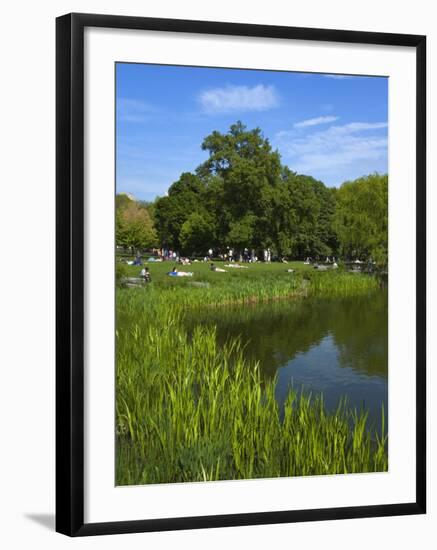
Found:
[118,269,379,312]
[116,297,388,485]
[303,270,380,296]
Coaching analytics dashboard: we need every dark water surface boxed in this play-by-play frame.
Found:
[185,290,388,432]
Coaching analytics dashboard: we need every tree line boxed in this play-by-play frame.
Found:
[116,122,388,265]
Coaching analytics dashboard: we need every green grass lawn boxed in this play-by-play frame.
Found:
[120,258,311,282]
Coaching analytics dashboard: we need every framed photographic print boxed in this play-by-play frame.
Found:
[56,13,426,536]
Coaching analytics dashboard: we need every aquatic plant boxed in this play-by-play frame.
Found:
[116,300,388,485]
[303,270,380,297]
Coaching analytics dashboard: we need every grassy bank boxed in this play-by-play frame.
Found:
[116,303,387,485]
[118,260,380,308]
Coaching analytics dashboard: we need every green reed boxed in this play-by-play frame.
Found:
[303,270,380,296]
[118,268,379,313]
[116,296,388,485]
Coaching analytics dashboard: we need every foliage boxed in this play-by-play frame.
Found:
[155,122,283,254]
[179,212,215,255]
[115,196,157,250]
[273,167,338,258]
[115,262,129,287]
[334,174,388,266]
[119,123,387,263]
[153,172,209,251]
[227,214,256,249]
[153,122,386,260]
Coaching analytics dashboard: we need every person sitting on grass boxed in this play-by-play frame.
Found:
[139,266,151,283]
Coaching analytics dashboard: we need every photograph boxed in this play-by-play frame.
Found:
[0,1,431,545]
[114,63,389,486]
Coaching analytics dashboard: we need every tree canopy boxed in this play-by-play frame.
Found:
[334,174,388,265]
[116,195,157,250]
[116,122,388,265]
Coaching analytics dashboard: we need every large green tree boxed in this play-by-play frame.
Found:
[334,174,388,265]
[197,121,282,251]
[149,122,387,261]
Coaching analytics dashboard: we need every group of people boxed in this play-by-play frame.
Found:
[161,249,179,262]
[129,247,349,267]
[204,247,268,264]
[304,256,338,265]
[178,257,192,265]
[150,246,274,264]
[133,247,348,285]
[136,255,344,285]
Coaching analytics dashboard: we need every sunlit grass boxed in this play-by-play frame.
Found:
[118,260,380,308]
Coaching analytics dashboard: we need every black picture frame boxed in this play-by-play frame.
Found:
[56,12,426,537]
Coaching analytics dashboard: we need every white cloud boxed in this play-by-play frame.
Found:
[117,177,174,200]
[275,121,388,174]
[323,74,353,79]
[117,98,157,122]
[328,122,388,134]
[294,115,339,128]
[199,84,279,114]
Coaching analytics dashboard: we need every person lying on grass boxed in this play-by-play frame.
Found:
[224,263,248,269]
[167,266,193,277]
[210,263,227,273]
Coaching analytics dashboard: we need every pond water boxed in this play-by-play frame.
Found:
[185,289,388,433]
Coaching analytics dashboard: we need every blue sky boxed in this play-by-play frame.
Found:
[116,63,388,201]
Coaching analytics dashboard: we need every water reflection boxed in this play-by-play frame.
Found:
[185,290,388,430]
